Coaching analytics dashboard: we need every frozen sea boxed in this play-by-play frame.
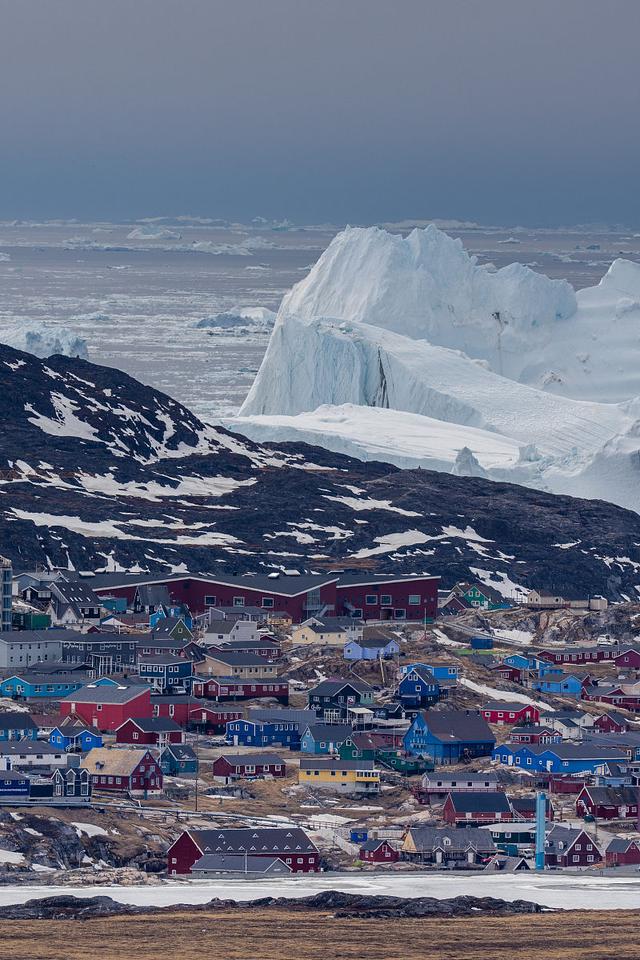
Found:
[1,218,639,421]
[0,872,639,910]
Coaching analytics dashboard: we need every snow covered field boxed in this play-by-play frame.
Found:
[0,873,639,910]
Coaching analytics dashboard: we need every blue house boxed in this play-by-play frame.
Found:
[344,637,400,661]
[0,770,30,799]
[0,673,85,700]
[0,712,39,742]
[226,709,316,749]
[401,661,459,682]
[300,722,353,755]
[397,666,440,709]
[149,604,193,631]
[403,710,495,764]
[49,718,103,753]
[492,742,628,774]
[160,743,198,776]
[137,655,193,693]
[530,674,582,698]
[503,654,558,679]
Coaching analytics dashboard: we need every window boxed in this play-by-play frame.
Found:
[408,595,420,605]
[204,596,217,606]
[132,732,139,740]
[233,596,245,607]
[572,855,579,862]
[96,704,102,711]
[380,595,392,606]
[261,597,274,608]
[394,609,406,620]
[352,609,363,619]
[365,595,378,605]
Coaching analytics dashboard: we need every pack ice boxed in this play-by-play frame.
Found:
[234,225,640,513]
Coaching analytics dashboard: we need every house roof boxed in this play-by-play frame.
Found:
[0,629,79,645]
[304,723,353,741]
[545,825,595,853]
[162,743,197,761]
[139,654,187,666]
[335,572,439,587]
[51,582,100,606]
[151,694,201,706]
[121,717,183,733]
[359,838,393,851]
[81,747,155,776]
[190,854,291,874]
[141,636,189,650]
[420,710,495,744]
[580,786,638,805]
[407,825,496,853]
[205,621,239,636]
[188,827,317,855]
[606,837,640,853]
[309,678,372,697]
[302,617,363,633]
[483,701,536,713]
[424,772,498,785]
[404,665,437,684]
[446,791,511,814]
[349,637,398,650]
[205,651,271,667]
[60,683,149,704]
[248,708,316,724]
[0,741,63,756]
[215,753,284,767]
[216,638,280,650]
[75,571,338,597]
[299,758,376,771]
[135,584,170,606]
[0,713,38,731]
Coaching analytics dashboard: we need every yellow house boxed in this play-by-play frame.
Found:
[298,758,380,793]
[195,651,279,679]
[291,617,363,648]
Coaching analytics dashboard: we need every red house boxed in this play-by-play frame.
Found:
[192,676,289,704]
[544,826,601,868]
[60,684,152,732]
[576,785,639,820]
[166,827,319,875]
[212,753,286,782]
[481,702,540,725]
[151,695,202,727]
[606,837,640,866]
[115,717,184,748]
[510,796,555,821]
[442,791,512,825]
[539,648,615,665]
[188,705,243,733]
[491,665,523,684]
[359,839,399,863]
[593,711,629,734]
[81,747,163,797]
[614,648,640,669]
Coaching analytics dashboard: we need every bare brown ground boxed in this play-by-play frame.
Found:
[0,908,636,960]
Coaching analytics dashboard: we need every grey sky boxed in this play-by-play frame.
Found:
[0,0,638,225]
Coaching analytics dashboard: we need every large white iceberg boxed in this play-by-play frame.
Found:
[235,224,640,513]
[0,324,89,360]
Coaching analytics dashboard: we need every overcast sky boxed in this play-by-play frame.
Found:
[1,0,638,226]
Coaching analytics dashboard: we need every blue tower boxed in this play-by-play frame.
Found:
[535,790,546,870]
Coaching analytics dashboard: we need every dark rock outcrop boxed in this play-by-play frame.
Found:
[1,342,639,599]
[0,890,544,921]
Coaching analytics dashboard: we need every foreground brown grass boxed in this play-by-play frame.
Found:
[0,908,636,960]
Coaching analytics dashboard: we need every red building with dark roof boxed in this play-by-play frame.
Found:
[167,827,319,875]
[60,684,151,732]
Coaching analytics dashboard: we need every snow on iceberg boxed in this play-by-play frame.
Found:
[0,324,88,360]
[237,224,640,513]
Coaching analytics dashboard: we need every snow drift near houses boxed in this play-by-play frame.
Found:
[237,224,640,512]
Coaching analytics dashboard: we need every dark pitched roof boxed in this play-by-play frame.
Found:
[483,701,536,712]
[215,753,285,767]
[74,571,337,596]
[303,723,353,741]
[190,854,291,874]
[123,717,183,733]
[349,637,398,650]
[189,827,317,855]
[404,665,437,684]
[309,678,372,697]
[359,838,394,852]
[162,743,197,761]
[607,837,640,853]
[446,791,511,814]
[407,825,496,853]
[0,713,38,731]
[421,710,496,744]
[581,786,638,805]
[136,584,170,606]
[545,825,594,853]
[139,654,187,666]
[205,651,271,666]
[51,582,100,606]
[0,629,79,644]
[248,708,316,724]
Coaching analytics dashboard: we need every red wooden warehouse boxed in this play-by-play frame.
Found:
[481,702,540,725]
[115,717,184,748]
[192,676,289,704]
[167,827,319,875]
[359,839,399,863]
[212,753,286,783]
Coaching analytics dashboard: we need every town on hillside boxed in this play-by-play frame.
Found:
[1,554,640,880]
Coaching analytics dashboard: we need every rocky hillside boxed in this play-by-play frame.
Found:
[2,343,640,600]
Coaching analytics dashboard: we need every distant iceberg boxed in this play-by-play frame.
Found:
[0,324,88,360]
[236,224,640,513]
